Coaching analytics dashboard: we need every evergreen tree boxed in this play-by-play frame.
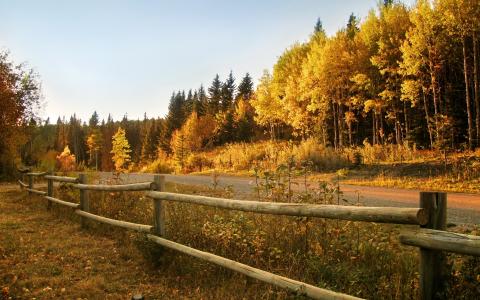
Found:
[141,119,160,161]
[221,71,236,111]
[197,84,208,116]
[165,91,186,145]
[237,73,254,102]
[208,74,222,114]
[89,111,99,128]
[314,17,324,33]
[346,13,360,39]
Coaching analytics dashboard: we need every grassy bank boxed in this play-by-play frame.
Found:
[144,140,480,194]
[2,178,479,299]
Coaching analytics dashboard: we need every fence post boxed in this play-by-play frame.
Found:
[28,174,33,195]
[152,174,165,236]
[419,192,447,300]
[47,169,53,210]
[79,173,89,228]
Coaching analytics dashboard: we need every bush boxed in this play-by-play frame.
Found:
[141,159,174,174]
[185,153,213,172]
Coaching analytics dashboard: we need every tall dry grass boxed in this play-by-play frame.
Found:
[40,170,480,299]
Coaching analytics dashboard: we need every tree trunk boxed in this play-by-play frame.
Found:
[423,91,434,149]
[473,33,479,147]
[430,62,440,146]
[379,108,384,144]
[372,112,377,145]
[404,100,409,142]
[338,103,344,149]
[348,123,352,146]
[332,101,338,150]
[463,37,473,149]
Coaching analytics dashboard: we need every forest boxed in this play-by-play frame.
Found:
[2,0,480,176]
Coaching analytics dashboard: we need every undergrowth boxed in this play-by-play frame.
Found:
[27,170,480,299]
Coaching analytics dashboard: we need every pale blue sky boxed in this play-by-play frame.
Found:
[0,0,414,122]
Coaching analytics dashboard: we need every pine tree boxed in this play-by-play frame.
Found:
[165,91,186,144]
[208,74,222,114]
[197,84,208,116]
[141,119,160,161]
[314,18,324,33]
[111,127,131,171]
[89,111,99,127]
[221,71,236,111]
[237,73,254,102]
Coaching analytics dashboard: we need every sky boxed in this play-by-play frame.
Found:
[1,0,415,122]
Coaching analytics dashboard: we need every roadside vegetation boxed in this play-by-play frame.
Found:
[1,175,479,299]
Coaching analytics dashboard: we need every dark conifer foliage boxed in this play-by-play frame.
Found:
[208,74,222,114]
[237,73,254,101]
[221,71,236,111]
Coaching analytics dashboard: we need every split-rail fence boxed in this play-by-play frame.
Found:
[16,171,480,300]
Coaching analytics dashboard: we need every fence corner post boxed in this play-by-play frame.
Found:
[79,173,89,228]
[419,191,447,300]
[152,174,165,236]
[47,169,54,210]
[28,174,33,196]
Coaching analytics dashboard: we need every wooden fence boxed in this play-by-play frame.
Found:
[16,171,480,300]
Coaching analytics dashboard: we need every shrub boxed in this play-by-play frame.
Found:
[56,146,76,171]
[142,159,174,174]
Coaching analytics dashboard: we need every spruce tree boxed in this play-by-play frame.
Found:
[198,84,208,116]
[165,91,186,144]
[237,73,254,101]
[314,18,324,33]
[221,71,236,111]
[208,74,222,114]
[89,111,99,128]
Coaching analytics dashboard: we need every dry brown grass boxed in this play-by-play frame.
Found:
[0,185,288,299]
[1,180,479,299]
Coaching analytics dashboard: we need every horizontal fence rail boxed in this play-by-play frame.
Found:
[18,180,28,188]
[25,188,46,196]
[146,191,428,225]
[146,234,362,300]
[73,182,153,191]
[26,172,47,176]
[44,175,78,183]
[75,210,153,233]
[400,228,480,257]
[44,196,79,209]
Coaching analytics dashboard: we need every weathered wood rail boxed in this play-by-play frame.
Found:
[17,172,480,300]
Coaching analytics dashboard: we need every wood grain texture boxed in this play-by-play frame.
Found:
[75,210,152,232]
[44,175,79,183]
[146,234,361,300]
[25,188,46,196]
[400,228,480,256]
[74,182,153,191]
[419,192,447,300]
[44,196,80,209]
[146,191,427,225]
[152,175,165,236]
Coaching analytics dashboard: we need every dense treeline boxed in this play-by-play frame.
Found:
[22,70,256,171]
[253,0,480,151]
[15,0,480,172]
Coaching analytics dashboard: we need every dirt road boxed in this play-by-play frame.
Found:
[99,172,480,225]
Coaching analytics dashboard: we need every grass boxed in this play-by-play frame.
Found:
[181,140,480,194]
[1,177,479,299]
